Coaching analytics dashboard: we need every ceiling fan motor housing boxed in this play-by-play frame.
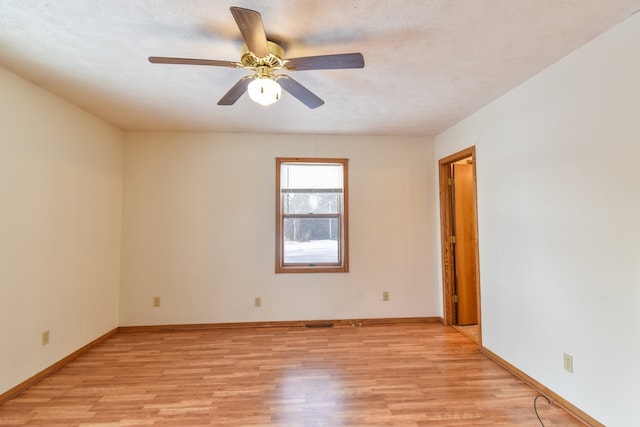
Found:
[240,41,285,71]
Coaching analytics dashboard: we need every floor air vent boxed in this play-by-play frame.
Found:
[305,323,334,328]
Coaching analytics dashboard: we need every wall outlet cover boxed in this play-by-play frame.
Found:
[563,353,574,373]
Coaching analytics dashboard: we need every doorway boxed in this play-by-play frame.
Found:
[438,147,481,345]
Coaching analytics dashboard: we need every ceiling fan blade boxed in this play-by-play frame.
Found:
[217,77,251,105]
[149,56,238,68]
[284,53,364,71]
[230,7,269,58]
[277,76,324,109]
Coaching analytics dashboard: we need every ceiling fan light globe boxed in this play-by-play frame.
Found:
[248,78,281,106]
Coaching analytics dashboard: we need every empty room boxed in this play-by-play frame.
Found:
[1,1,639,426]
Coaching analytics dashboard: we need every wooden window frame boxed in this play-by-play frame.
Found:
[275,157,349,273]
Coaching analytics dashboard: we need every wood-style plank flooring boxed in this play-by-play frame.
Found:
[0,324,583,426]
[453,325,480,344]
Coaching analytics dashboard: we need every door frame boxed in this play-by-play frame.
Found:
[438,147,481,340]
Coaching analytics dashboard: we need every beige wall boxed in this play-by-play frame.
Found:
[0,67,123,394]
[119,132,438,325]
[435,12,640,426]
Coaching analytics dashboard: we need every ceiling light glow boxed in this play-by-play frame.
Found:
[248,77,281,106]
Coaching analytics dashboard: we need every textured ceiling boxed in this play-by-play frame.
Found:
[2,1,640,136]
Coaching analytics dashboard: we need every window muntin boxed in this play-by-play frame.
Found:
[276,158,348,273]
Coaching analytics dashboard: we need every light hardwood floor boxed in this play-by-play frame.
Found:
[0,324,583,426]
[453,324,480,344]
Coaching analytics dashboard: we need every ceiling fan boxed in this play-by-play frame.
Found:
[149,6,365,109]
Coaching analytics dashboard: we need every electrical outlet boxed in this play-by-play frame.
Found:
[563,353,573,373]
[153,297,160,307]
[255,297,261,308]
[383,291,389,301]
[42,330,50,346]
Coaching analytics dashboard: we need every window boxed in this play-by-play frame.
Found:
[276,158,349,273]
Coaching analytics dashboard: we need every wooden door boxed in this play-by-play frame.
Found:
[452,163,478,325]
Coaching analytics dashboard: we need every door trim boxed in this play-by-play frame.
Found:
[438,147,481,343]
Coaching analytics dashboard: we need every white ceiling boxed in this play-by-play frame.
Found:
[2,1,640,137]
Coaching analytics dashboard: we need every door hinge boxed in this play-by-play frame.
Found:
[448,177,454,186]
[454,295,459,303]
[451,235,456,244]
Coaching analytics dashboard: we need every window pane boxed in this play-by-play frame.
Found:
[281,163,343,190]
[283,192,341,214]
[283,217,340,264]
